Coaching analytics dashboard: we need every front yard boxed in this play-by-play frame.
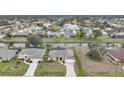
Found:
[34,62,66,76]
[0,60,29,76]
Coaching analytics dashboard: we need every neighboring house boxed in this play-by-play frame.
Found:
[14,32,29,38]
[101,30,108,37]
[47,31,61,38]
[107,48,124,62]
[0,48,18,61]
[63,23,79,31]
[104,27,113,32]
[0,27,11,35]
[35,31,45,37]
[60,23,79,37]
[60,28,77,38]
[18,48,45,61]
[112,32,124,38]
[32,26,42,32]
[48,49,74,61]
[43,22,51,28]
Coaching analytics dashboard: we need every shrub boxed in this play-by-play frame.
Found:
[87,48,103,61]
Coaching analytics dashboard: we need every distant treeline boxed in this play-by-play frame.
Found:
[0,15,124,19]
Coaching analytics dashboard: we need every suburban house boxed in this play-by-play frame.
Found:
[35,31,45,37]
[32,26,42,32]
[0,48,18,61]
[63,23,79,31]
[60,28,77,38]
[111,32,124,38]
[59,23,79,37]
[0,27,11,35]
[101,30,109,37]
[14,32,29,38]
[18,48,45,61]
[47,31,61,38]
[107,48,124,62]
[48,48,74,61]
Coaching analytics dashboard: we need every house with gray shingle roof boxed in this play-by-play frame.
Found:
[48,49,74,61]
[18,48,45,61]
[0,48,18,61]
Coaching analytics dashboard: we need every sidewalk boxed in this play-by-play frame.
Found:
[65,59,76,77]
[24,59,39,77]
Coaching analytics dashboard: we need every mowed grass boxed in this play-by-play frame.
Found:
[43,37,124,43]
[0,60,29,76]
[0,37,27,43]
[0,36,124,43]
[34,62,66,76]
[72,47,87,76]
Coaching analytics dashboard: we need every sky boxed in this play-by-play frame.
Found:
[0,0,124,14]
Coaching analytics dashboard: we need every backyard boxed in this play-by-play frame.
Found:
[0,60,29,76]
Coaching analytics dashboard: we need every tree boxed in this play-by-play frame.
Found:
[27,34,41,48]
[77,28,86,39]
[87,48,103,61]
[6,32,12,38]
[122,43,124,48]
[93,30,102,39]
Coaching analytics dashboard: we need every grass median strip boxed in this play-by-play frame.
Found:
[72,47,87,76]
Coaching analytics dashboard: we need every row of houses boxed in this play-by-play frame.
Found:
[0,48,74,63]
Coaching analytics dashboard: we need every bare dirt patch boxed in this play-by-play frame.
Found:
[75,46,124,76]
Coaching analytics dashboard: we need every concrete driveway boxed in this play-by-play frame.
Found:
[0,35,5,39]
[65,59,76,77]
[24,59,39,77]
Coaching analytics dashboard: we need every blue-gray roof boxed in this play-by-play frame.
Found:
[0,48,18,60]
[19,48,45,59]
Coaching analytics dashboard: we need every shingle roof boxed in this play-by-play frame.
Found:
[19,48,45,59]
[108,48,124,60]
[0,48,18,60]
[49,49,74,59]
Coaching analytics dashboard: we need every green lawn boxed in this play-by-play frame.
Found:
[72,47,87,76]
[43,37,124,43]
[0,60,29,76]
[0,36,124,43]
[34,62,66,76]
[0,38,27,43]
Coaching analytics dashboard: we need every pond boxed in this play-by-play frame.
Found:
[0,43,25,47]
[0,42,122,48]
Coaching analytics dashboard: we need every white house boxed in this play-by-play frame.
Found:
[101,30,109,37]
[60,23,79,37]
[63,23,79,31]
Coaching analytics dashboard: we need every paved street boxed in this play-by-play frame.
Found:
[65,59,76,77]
[24,59,39,77]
